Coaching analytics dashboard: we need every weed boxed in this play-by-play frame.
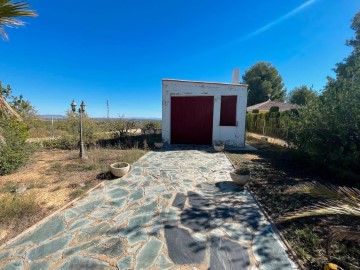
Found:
[0,193,39,221]
[28,181,46,189]
[0,181,17,193]
[69,188,86,200]
[48,162,63,173]
[50,186,61,192]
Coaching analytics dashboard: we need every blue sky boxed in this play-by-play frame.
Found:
[0,0,359,118]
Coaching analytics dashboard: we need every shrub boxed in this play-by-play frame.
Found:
[252,109,259,113]
[269,106,280,113]
[0,117,32,175]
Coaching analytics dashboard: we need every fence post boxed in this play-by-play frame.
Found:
[263,117,266,135]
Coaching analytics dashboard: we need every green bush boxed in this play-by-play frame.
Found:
[269,106,280,113]
[246,110,298,140]
[252,109,259,113]
[0,117,32,175]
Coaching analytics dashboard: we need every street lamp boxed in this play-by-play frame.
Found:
[71,99,87,159]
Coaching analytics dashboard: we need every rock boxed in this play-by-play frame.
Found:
[107,188,129,199]
[117,256,132,270]
[172,193,186,209]
[29,261,50,270]
[68,218,93,231]
[57,255,111,270]
[135,237,162,270]
[134,201,158,215]
[16,184,27,194]
[0,250,11,261]
[127,229,148,245]
[88,237,123,258]
[156,254,174,269]
[27,235,72,260]
[129,189,144,202]
[253,225,294,270]
[2,260,23,270]
[181,207,213,232]
[188,191,211,208]
[63,239,100,257]
[10,216,66,247]
[209,237,250,270]
[164,225,205,265]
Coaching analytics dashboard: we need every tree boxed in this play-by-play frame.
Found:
[243,62,286,106]
[287,85,318,105]
[0,81,36,118]
[0,0,37,40]
[288,12,360,183]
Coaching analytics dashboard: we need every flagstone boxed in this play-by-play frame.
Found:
[57,255,111,270]
[135,237,162,270]
[27,235,72,260]
[117,256,133,270]
[10,216,66,247]
[0,145,296,270]
[29,260,50,270]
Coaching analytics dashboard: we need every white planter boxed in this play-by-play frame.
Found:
[230,172,250,185]
[110,162,130,178]
[214,145,225,152]
[154,142,164,148]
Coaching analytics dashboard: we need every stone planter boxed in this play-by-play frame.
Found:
[154,142,164,149]
[214,145,225,152]
[110,162,130,178]
[230,171,251,185]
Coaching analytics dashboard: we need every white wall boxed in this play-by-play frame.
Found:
[162,79,248,147]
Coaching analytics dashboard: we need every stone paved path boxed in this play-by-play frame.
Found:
[0,145,297,270]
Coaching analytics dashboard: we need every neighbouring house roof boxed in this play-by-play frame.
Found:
[247,99,297,112]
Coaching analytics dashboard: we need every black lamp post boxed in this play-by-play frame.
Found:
[71,99,87,159]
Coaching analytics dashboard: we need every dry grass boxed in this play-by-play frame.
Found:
[0,147,146,245]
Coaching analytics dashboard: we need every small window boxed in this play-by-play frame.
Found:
[220,95,237,126]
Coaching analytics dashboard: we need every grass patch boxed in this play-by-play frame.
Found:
[28,180,46,189]
[0,193,39,221]
[0,181,17,193]
[69,188,87,200]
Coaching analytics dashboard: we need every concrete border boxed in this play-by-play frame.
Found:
[223,151,304,270]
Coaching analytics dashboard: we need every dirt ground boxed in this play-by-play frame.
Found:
[0,148,146,245]
[227,138,360,270]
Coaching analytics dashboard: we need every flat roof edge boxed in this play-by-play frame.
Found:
[162,79,248,87]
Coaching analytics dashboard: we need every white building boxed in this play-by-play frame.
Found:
[162,70,248,147]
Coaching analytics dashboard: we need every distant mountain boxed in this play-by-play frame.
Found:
[38,115,161,121]
[39,115,67,120]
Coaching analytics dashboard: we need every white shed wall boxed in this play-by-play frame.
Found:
[162,79,248,147]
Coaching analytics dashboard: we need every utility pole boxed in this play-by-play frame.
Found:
[107,100,109,120]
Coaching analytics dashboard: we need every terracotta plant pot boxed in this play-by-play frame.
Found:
[230,171,251,185]
[214,145,225,152]
[110,162,130,177]
[154,142,164,148]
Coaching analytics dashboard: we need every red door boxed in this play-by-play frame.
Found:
[171,96,214,145]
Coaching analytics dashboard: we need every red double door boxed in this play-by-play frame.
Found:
[171,96,214,145]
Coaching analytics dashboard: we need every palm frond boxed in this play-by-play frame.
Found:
[0,0,37,40]
[326,226,360,258]
[277,200,360,223]
[286,182,360,204]
[278,183,360,223]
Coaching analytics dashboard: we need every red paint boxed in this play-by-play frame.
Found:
[171,96,214,145]
[220,95,237,126]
